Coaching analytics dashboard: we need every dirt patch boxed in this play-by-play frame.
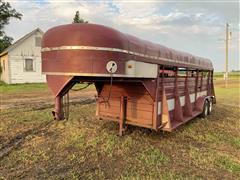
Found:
[0,120,55,159]
[0,90,96,110]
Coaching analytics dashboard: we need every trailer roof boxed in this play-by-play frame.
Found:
[42,24,213,70]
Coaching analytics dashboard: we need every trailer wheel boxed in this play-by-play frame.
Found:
[208,99,213,114]
[201,100,209,118]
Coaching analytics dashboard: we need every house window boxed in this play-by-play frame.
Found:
[25,59,33,71]
[35,37,41,47]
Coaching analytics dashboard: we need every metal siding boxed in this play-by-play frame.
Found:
[42,24,214,77]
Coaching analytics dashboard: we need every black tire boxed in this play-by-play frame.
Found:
[201,100,209,118]
[208,99,213,115]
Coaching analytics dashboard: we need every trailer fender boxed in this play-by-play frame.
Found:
[195,96,211,112]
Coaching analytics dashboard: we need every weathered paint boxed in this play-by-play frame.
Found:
[0,29,46,84]
[42,24,213,77]
[157,90,207,114]
[41,24,216,134]
[0,54,10,83]
[125,60,158,78]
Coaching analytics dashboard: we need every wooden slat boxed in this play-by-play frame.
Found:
[127,100,154,111]
[126,116,152,126]
[100,106,120,114]
[126,108,153,120]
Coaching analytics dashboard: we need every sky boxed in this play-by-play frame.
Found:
[4,0,240,72]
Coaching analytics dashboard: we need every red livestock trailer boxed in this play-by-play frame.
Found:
[41,23,216,135]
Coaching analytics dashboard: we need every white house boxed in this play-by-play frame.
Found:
[0,28,46,84]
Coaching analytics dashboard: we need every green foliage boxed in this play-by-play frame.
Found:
[72,11,88,24]
[0,35,13,52]
[216,156,240,173]
[0,0,22,53]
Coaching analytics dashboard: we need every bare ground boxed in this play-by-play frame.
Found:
[0,89,96,110]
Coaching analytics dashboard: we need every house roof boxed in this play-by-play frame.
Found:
[0,28,44,57]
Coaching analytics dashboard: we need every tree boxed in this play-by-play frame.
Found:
[0,0,22,53]
[0,35,12,52]
[72,11,88,24]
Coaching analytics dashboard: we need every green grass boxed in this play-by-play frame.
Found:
[0,81,95,94]
[216,156,240,173]
[137,146,169,166]
[214,77,240,107]
[214,71,240,78]
[0,81,48,93]
[0,77,239,179]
